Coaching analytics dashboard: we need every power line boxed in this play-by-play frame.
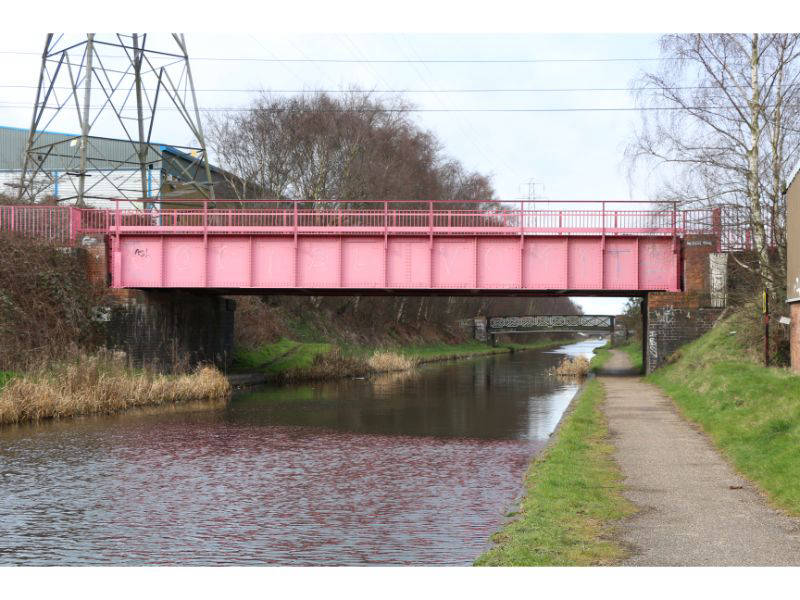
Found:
[0,49,672,64]
[0,103,764,113]
[0,84,775,94]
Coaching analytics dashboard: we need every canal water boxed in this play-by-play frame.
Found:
[0,338,604,565]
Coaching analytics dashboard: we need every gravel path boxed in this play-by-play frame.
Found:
[599,350,800,566]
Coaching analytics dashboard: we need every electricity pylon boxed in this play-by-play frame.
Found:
[16,33,214,205]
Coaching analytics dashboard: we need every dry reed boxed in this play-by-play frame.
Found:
[0,350,231,426]
[366,351,415,373]
[552,356,591,378]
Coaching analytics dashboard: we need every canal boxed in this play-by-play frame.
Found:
[0,339,604,565]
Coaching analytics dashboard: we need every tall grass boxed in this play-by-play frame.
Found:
[366,351,415,372]
[552,356,590,378]
[0,351,230,426]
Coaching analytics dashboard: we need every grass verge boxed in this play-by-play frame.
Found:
[589,341,613,372]
[475,379,634,566]
[618,341,643,373]
[0,352,230,426]
[649,311,800,514]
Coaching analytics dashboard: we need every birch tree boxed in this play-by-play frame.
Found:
[628,34,800,300]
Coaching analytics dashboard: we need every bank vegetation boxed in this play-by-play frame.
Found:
[0,350,231,426]
[649,307,800,514]
[552,356,590,378]
[232,337,576,384]
[475,379,634,566]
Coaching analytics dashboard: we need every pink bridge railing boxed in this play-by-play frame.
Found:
[1,199,732,247]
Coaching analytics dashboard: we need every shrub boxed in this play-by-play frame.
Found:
[552,356,590,378]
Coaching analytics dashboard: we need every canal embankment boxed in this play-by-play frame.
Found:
[229,337,576,386]
[475,372,635,566]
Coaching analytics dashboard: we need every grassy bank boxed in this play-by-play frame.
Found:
[475,379,634,566]
[649,312,800,514]
[589,342,613,372]
[233,337,574,383]
[0,352,231,426]
[588,340,642,374]
[618,341,643,373]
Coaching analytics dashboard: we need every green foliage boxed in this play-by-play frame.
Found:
[649,312,800,514]
[233,338,332,375]
[589,342,612,372]
[618,340,643,373]
[475,380,634,566]
[234,337,574,380]
[0,371,15,390]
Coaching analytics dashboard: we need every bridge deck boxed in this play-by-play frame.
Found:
[1,200,727,294]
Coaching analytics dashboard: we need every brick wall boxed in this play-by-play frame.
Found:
[646,234,724,372]
[79,234,109,288]
[646,306,721,373]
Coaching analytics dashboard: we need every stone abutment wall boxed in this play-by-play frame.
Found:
[82,234,236,372]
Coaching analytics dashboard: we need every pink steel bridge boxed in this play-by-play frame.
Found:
[0,200,726,295]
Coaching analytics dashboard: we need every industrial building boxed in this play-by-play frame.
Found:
[0,125,233,207]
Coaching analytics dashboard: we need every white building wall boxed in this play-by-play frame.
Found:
[0,169,162,209]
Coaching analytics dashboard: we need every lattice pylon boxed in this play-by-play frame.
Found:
[16,33,214,206]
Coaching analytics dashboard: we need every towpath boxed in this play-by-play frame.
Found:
[599,350,800,566]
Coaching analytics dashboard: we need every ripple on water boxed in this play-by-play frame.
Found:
[0,339,605,565]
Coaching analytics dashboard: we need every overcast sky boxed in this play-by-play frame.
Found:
[0,32,670,315]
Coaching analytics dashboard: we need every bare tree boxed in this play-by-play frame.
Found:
[208,90,579,339]
[628,34,800,300]
[206,91,495,207]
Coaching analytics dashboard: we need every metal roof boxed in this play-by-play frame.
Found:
[0,125,164,171]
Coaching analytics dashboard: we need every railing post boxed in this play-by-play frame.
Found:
[203,200,208,235]
[10,205,14,233]
[672,201,677,237]
[68,206,77,244]
[519,200,524,234]
[601,201,606,237]
[429,200,433,234]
